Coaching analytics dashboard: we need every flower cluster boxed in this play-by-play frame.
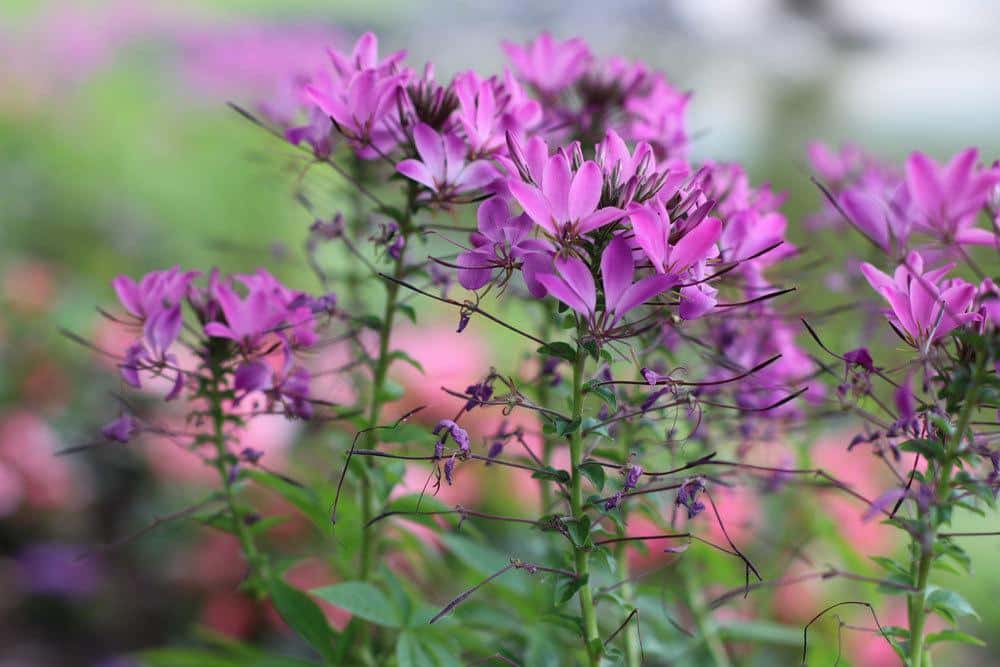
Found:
[112,267,333,419]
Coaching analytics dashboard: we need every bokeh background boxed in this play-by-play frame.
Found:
[2,1,999,665]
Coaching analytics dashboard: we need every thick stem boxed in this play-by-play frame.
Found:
[907,538,933,666]
[909,354,986,667]
[359,244,407,581]
[207,353,263,581]
[617,546,642,667]
[683,559,733,667]
[569,349,601,666]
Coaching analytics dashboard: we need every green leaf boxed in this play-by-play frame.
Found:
[377,494,455,530]
[926,588,979,622]
[554,417,581,437]
[389,350,424,373]
[537,341,577,362]
[554,573,587,605]
[577,462,606,492]
[717,619,802,645]
[397,303,418,324]
[583,381,617,411]
[926,630,985,647]
[359,315,383,330]
[532,466,571,484]
[899,438,945,460]
[396,631,435,667]
[248,471,330,537]
[269,578,337,664]
[311,581,401,627]
[566,514,592,548]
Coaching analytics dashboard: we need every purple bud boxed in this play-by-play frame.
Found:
[843,347,875,373]
[486,440,503,463]
[240,447,264,464]
[234,361,274,396]
[121,342,146,388]
[676,478,706,520]
[444,457,456,485]
[604,492,623,510]
[433,419,470,453]
[894,375,915,422]
[101,414,138,443]
[624,464,642,490]
[456,310,471,333]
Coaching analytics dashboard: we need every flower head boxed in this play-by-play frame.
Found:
[861,251,979,351]
[502,32,592,96]
[396,122,498,202]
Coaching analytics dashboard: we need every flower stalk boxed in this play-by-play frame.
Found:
[569,345,601,666]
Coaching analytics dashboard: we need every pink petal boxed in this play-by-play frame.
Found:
[536,274,590,315]
[568,161,602,221]
[955,227,998,246]
[509,180,555,234]
[413,123,445,181]
[576,207,624,234]
[905,151,943,216]
[555,255,596,314]
[542,154,572,222]
[612,274,676,325]
[600,235,633,312]
[670,217,721,272]
[456,250,494,290]
[456,160,498,192]
[397,159,437,191]
[112,276,142,317]
[629,205,667,273]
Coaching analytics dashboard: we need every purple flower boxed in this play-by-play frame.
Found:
[628,199,721,276]
[622,73,689,159]
[843,348,875,374]
[624,463,642,489]
[838,185,912,253]
[234,360,274,399]
[904,148,1000,246]
[396,122,498,201]
[676,478,706,520]
[456,197,552,295]
[595,130,678,206]
[443,456,456,485]
[17,543,98,596]
[861,251,979,351]
[305,66,407,148]
[463,378,494,411]
[433,419,470,455]
[101,414,138,443]
[240,447,265,464]
[502,32,592,96]
[508,151,623,243]
[204,271,317,351]
[536,235,676,331]
[276,366,313,419]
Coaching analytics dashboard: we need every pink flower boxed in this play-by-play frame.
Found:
[628,199,721,276]
[396,122,498,200]
[304,38,408,149]
[904,148,1000,246]
[508,151,623,243]
[502,32,592,96]
[861,251,979,351]
[536,236,676,331]
[455,197,551,295]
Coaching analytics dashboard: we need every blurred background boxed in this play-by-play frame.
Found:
[2,1,999,665]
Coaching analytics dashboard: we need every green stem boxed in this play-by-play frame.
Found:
[616,545,641,667]
[207,353,263,582]
[359,239,408,581]
[909,354,986,667]
[569,349,601,666]
[683,559,733,667]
